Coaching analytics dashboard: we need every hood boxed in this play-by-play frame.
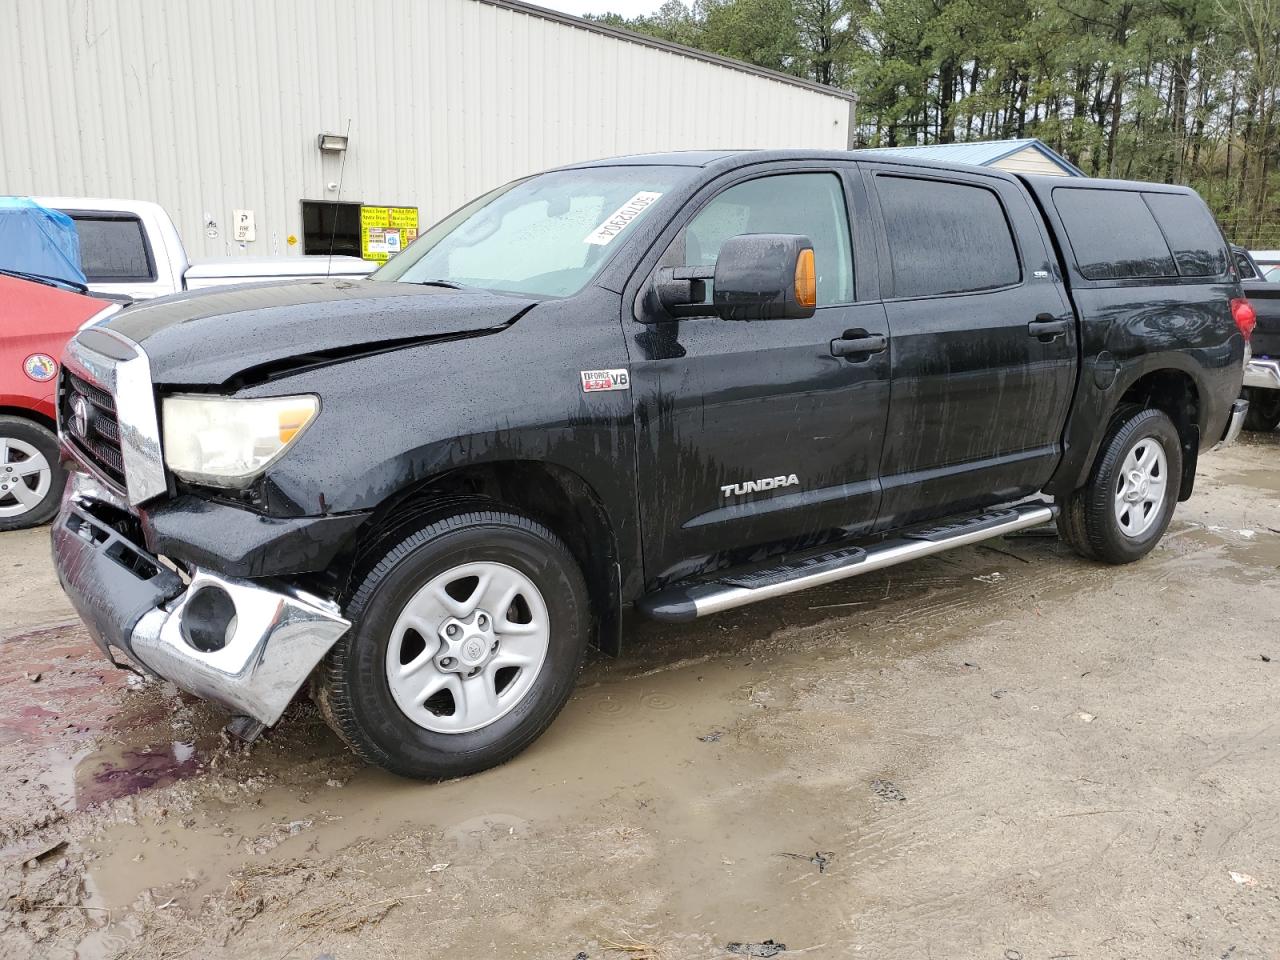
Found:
[99,279,536,385]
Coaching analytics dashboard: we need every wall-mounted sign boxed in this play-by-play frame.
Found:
[360,205,419,262]
[233,209,256,242]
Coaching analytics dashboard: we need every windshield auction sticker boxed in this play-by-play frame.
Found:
[583,192,663,246]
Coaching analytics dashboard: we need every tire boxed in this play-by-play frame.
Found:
[1063,406,1182,565]
[1054,489,1097,561]
[1243,388,1280,433]
[0,416,66,532]
[315,508,589,780]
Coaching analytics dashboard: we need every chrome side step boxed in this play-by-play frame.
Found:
[637,502,1056,622]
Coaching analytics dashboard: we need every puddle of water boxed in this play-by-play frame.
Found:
[82,655,782,912]
[75,740,204,809]
[1159,524,1280,583]
[1214,468,1280,495]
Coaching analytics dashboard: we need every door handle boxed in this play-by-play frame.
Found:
[1027,314,1070,341]
[831,333,888,359]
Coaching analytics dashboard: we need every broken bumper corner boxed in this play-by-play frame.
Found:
[51,478,350,726]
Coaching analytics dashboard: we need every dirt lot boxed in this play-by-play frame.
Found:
[1,434,1277,960]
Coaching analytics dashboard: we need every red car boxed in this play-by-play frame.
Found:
[0,273,118,530]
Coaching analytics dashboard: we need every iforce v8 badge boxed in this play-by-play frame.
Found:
[581,369,630,392]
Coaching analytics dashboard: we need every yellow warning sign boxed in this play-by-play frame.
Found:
[360,205,418,262]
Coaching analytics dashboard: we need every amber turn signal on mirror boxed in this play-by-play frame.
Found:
[794,248,817,309]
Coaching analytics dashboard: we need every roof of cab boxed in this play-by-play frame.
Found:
[564,147,1016,178]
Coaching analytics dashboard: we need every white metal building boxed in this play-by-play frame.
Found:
[0,0,856,261]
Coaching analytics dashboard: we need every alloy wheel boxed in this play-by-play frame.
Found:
[0,437,53,520]
[384,561,551,734]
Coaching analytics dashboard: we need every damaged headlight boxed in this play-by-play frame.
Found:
[162,394,319,488]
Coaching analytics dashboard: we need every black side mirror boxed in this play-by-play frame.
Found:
[653,233,817,321]
[713,234,816,320]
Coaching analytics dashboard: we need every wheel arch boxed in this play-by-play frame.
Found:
[1110,367,1201,502]
[341,459,624,655]
[0,406,57,434]
[1052,364,1203,503]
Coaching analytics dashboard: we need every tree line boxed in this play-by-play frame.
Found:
[589,0,1280,247]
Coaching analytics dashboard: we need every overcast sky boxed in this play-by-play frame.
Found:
[535,0,663,17]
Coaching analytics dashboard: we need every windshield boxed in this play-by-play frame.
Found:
[375,166,691,297]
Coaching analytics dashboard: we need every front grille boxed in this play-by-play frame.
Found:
[61,370,127,489]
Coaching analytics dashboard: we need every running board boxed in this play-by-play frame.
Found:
[637,503,1056,622]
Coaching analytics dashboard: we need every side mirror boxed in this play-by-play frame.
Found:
[653,233,817,321]
[713,234,816,320]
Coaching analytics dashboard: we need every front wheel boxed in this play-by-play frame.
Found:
[315,508,589,780]
[0,416,66,532]
[1059,406,1182,565]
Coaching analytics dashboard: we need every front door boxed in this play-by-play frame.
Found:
[628,166,891,586]
[863,165,1078,530]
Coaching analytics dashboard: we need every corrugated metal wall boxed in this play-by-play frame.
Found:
[0,0,852,259]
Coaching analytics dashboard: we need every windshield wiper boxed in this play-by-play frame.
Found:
[413,279,469,290]
[0,267,89,294]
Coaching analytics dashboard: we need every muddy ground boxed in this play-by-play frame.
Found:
[1,434,1277,960]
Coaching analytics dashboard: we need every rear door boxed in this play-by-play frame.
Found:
[627,163,891,586]
[863,164,1077,530]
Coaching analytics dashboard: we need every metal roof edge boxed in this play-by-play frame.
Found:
[988,139,1087,177]
[473,0,858,103]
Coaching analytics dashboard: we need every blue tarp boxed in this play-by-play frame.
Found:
[0,197,87,288]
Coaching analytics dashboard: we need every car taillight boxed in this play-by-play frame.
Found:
[1231,298,1256,341]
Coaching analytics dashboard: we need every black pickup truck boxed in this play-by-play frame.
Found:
[50,150,1249,779]
[1233,246,1280,431]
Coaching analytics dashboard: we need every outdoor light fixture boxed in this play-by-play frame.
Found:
[317,133,348,152]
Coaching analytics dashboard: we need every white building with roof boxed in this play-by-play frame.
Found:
[0,0,856,262]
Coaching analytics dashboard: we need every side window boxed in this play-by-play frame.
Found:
[679,172,853,306]
[1143,192,1228,278]
[876,176,1021,298]
[1052,188,1176,281]
[1235,250,1259,280]
[71,214,155,283]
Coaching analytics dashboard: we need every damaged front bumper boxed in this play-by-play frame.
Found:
[51,474,350,727]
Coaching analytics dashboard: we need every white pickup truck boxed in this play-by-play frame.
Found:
[35,197,376,301]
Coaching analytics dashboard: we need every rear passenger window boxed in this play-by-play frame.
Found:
[1052,189,1176,281]
[71,214,155,283]
[1143,192,1228,277]
[876,176,1020,298]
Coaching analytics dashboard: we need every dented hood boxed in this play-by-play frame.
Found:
[102,278,535,385]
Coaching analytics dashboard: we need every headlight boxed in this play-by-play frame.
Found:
[162,394,319,487]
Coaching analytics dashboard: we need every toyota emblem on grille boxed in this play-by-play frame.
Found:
[70,395,92,439]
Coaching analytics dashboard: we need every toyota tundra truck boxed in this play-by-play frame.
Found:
[49,150,1251,780]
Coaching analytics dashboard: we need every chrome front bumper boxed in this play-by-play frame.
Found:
[1243,357,1280,391]
[51,475,350,726]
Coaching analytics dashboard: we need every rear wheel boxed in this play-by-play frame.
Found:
[1243,388,1280,432]
[316,508,589,780]
[0,417,66,532]
[1060,406,1182,565]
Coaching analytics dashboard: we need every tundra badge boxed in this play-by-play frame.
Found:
[721,474,800,497]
